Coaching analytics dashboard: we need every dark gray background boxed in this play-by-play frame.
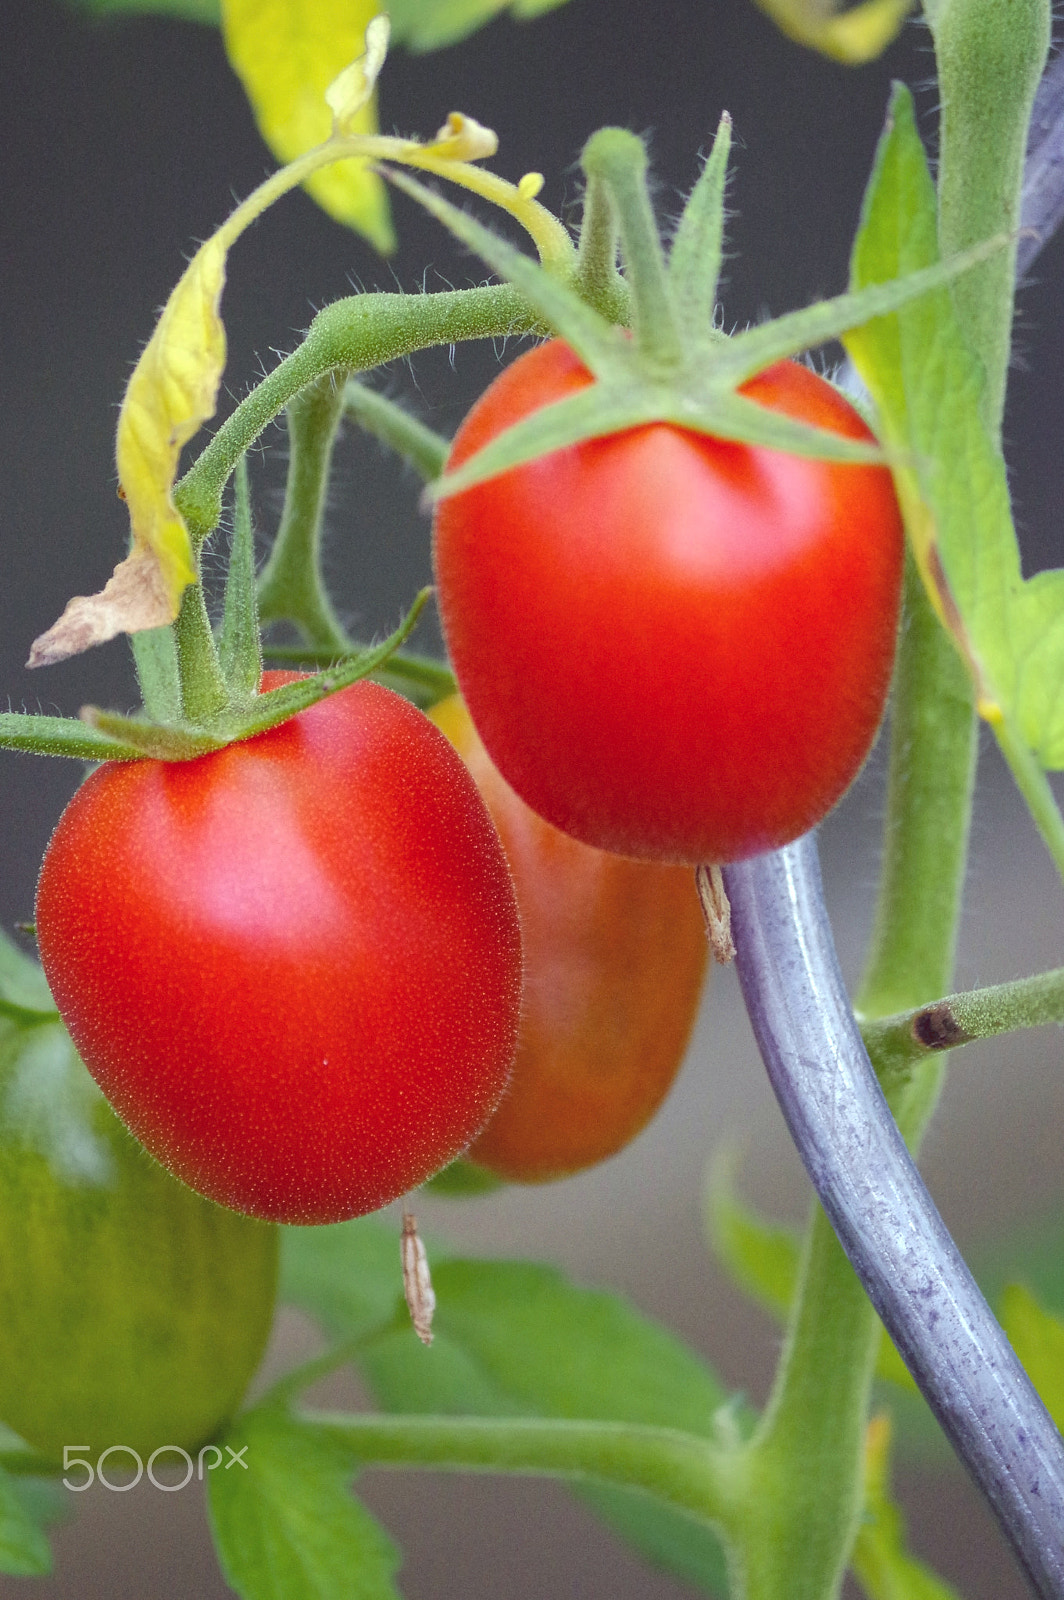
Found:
[2,1,1064,1595]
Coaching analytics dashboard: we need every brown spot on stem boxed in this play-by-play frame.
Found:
[911,1003,974,1052]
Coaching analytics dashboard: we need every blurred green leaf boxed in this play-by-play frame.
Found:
[208,1410,400,1600]
[851,1416,960,1599]
[999,1283,1064,1430]
[0,1465,52,1577]
[359,1258,735,1595]
[387,0,570,53]
[0,932,55,1020]
[63,0,221,18]
[219,0,393,251]
[706,1152,801,1320]
[749,0,912,65]
[423,1159,503,1197]
[280,1217,455,1344]
[706,1155,918,1395]
[846,84,1064,770]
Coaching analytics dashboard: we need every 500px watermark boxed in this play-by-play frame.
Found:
[62,1443,248,1491]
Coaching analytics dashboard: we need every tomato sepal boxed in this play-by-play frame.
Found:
[2,588,432,766]
[387,139,1008,507]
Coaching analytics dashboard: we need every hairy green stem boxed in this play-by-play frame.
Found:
[859,558,979,1017]
[734,3,1052,1583]
[580,129,682,367]
[302,1411,737,1530]
[733,1215,881,1600]
[176,284,544,549]
[862,962,1064,1082]
[924,0,1050,437]
[341,381,449,483]
[258,372,351,650]
[572,165,629,324]
[174,579,229,723]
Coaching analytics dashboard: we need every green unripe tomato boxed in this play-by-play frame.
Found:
[0,1011,277,1463]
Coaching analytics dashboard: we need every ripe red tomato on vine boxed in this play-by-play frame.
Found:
[433,341,904,865]
[35,675,523,1225]
[431,695,708,1182]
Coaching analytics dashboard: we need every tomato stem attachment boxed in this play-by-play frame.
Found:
[724,835,1064,1598]
[258,372,352,651]
[580,128,683,370]
[572,161,629,325]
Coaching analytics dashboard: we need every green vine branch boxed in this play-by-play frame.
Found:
[175,283,545,550]
[300,1410,739,1533]
[861,963,1064,1083]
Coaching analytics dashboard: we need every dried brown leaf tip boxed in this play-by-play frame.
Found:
[696,863,736,964]
[27,546,174,669]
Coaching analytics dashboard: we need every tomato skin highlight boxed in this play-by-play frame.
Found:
[431,696,707,1182]
[433,341,905,864]
[35,676,522,1225]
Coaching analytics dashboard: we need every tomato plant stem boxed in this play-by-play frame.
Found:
[730,1209,880,1600]
[862,962,1064,1082]
[341,381,449,482]
[175,284,545,550]
[258,371,352,650]
[174,579,230,723]
[724,837,1064,1599]
[859,558,979,1016]
[925,0,1050,440]
[580,129,683,368]
[301,1410,739,1529]
[572,159,629,324]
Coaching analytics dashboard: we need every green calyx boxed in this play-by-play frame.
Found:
[379,119,1009,504]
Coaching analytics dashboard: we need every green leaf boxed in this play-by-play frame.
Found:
[208,1410,400,1600]
[0,1464,52,1577]
[845,85,1064,772]
[999,1283,1064,1430]
[850,1415,960,1600]
[422,1158,504,1197]
[706,1153,801,1321]
[387,0,571,53]
[280,1216,445,1344]
[357,1259,735,1595]
[219,0,394,252]
[63,0,220,20]
[0,933,55,1019]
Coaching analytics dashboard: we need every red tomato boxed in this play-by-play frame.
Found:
[433,342,904,864]
[431,696,708,1181]
[35,675,522,1225]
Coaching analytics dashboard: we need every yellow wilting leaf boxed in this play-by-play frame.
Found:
[28,19,558,671]
[221,0,394,251]
[749,0,912,64]
[28,237,228,669]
